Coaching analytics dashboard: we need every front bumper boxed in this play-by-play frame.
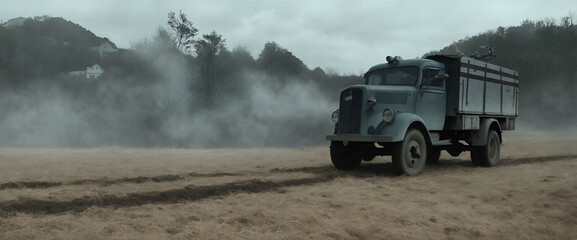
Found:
[326,134,393,142]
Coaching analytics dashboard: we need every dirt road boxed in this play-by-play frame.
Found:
[1,130,577,239]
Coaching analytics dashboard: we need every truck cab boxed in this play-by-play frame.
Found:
[327,55,518,175]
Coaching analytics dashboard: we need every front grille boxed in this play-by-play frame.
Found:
[337,88,363,134]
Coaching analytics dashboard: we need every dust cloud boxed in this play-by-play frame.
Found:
[0,48,338,148]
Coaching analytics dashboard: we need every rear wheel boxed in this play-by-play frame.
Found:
[392,129,427,176]
[471,130,500,167]
[330,141,362,170]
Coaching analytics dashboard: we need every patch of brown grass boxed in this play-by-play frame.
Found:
[1,132,577,239]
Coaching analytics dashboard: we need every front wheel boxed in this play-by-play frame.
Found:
[330,141,362,170]
[470,130,500,167]
[392,129,427,176]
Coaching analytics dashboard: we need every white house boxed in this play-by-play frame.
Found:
[86,64,103,79]
[68,64,104,79]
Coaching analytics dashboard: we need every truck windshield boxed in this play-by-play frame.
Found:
[366,67,419,86]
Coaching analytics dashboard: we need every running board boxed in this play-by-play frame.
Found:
[430,132,451,146]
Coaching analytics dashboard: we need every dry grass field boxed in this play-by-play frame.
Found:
[1,130,577,239]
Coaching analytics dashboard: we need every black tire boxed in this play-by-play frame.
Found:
[470,130,500,167]
[361,143,377,161]
[392,129,427,176]
[427,147,441,164]
[330,141,362,170]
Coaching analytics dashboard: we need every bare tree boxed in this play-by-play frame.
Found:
[167,10,198,54]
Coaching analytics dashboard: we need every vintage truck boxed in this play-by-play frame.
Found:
[326,53,519,175]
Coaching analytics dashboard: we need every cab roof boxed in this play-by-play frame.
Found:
[365,58,445,74]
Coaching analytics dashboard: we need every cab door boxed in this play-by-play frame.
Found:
[416,68,446,130]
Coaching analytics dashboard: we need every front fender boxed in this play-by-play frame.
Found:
[375,113,428,142]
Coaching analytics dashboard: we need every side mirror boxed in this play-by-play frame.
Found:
[421,71,448,88]
[435,71,449,80]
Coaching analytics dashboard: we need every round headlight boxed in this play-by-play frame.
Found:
[331,110,339,123]
[383,109,395,123]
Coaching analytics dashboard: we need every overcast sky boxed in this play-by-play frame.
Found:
[2,0,575,74]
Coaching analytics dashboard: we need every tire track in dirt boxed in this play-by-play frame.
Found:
[0,172,243,190]
[499,154,577,166]
[0,175,341,216]
[1,154,575,216]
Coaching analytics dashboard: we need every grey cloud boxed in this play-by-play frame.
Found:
[1,0,575,74]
